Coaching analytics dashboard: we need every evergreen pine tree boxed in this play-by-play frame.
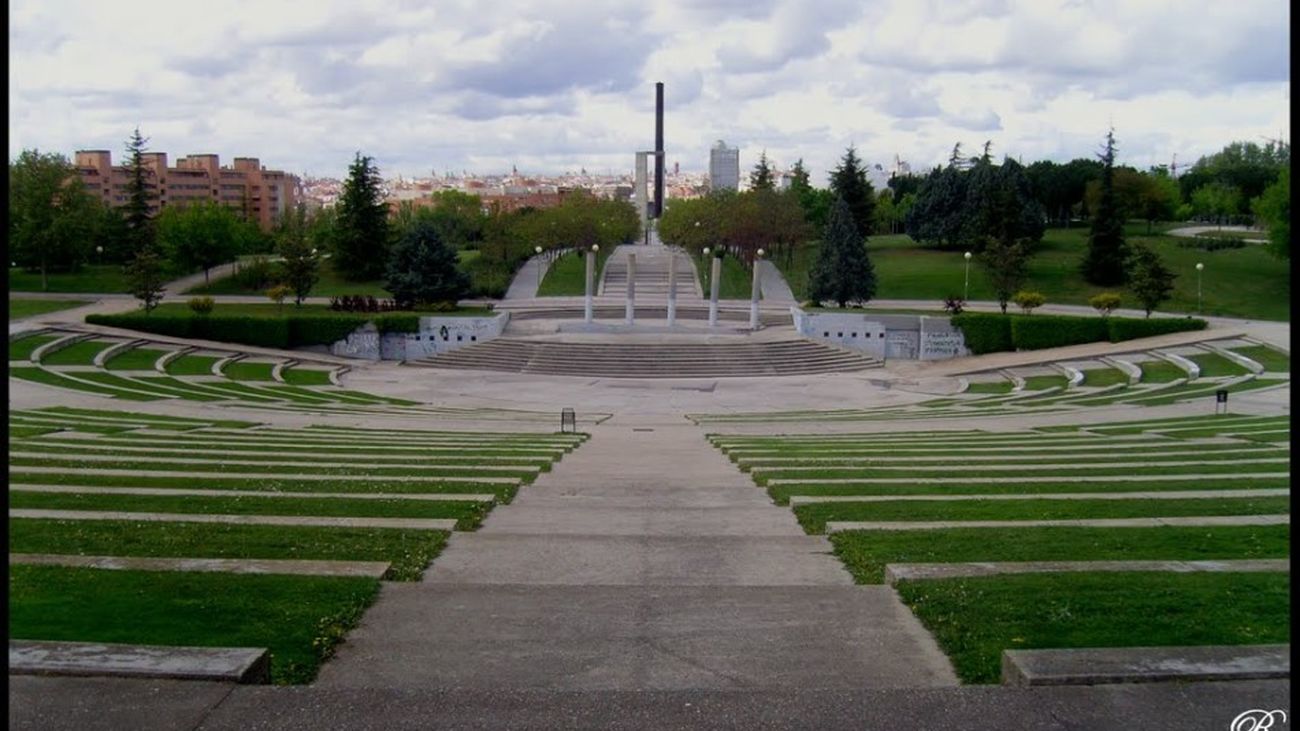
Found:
[789,158,811,194]
[125,244,166,313]
[334,152,390,280]
[828,145,876,240]
[122,128,156,253]
[1081,128,1129,285]
[385,219,470,308]
[750,151,775,191]
[1127,244,1177,317]
[807,196,876,307]
[276,205,320,305]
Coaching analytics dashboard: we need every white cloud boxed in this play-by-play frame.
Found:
[7,0,1290,183]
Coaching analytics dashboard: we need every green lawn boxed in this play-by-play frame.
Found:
[897,571,1290,684]
[1021,375,1067,391]
[694,253,753,300]
[165,355,220,376]
[39,340,110,366]
[964,381,1013,395]
[10,298,91,320]
[1231,346,1290,373]
[1138,359,1187,383]
[1080,368,1129,388]
[1187,352,1250,378]
[282,368,334,386]
[11,367,160,400]
[223,361,277,381]
[829,524,1290,584]
[766,477,1289,503]
[774,225,1290,321]
[9,334,58,361]
[10,565,378,684]
[9,265,131,294]
[9,519,450,581]
[536,247,613,296]
[24,406,257,429]
[9,491,489,530]
[104,347,169,371]
[794,497,1289,534]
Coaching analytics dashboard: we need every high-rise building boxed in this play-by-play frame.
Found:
[709,140,739,191]
[73,150,300,232]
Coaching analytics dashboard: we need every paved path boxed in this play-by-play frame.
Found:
[1167,225,1268,243]
[503,252,554,300]
[758,259,798,304]
[314,421,959,690]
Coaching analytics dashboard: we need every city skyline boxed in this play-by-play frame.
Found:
[10,0,1290,183]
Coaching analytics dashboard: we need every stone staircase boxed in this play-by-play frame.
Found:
[600,246,703,299]
[407,338,882,378]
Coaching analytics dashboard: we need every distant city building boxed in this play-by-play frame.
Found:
[709,140,740,191]
[73,150,299,232]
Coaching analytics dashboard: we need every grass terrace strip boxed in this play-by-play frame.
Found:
[8,472,522,501]
[9,334,59,361]
[737,447,1288,467]
[747,460,1290,482]
[281,368,334,386]
[765,478,1291,504]
[9,565,378,684]
[17,436,568,458]
[8,456,543,481]
[8,519,451,581]
[827,524,1292,584]
[1187,352,1252,378]
[38,340,112,366]
[896,571,1291,684]
[103,347,170,371]
[25,407,259,429]
[8,492,490,531]
[1231,345,1290,373]
[70,372,228,401]
[165,355,220,376]
[11,443,557,469]
[11,367,162,401]
[222,361,278,381]
[1137,359,1188,383]
[793,497,1293,534]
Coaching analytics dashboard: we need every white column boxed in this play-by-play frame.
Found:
[708,256,721,327]
[634,153,648,243]
[584,249,595,323]
[666,252,677,326]
[625,253,636,325]
[749,256,762,330]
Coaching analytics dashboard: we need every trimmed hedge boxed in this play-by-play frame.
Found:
[1107,316,1206,341]
[949,314,1012,355]
[89,313,363,348]
[952,313,1207,354]
[1011,315,1108,350]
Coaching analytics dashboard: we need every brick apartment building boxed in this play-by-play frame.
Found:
[73,151,301,232]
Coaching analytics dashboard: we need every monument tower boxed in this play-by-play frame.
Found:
[654,81,664,218]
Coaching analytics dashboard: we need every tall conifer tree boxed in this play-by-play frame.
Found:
[1081,128,1129,285]
[828,146,876,240]
[807,195,876,307]
[334,152,390,280]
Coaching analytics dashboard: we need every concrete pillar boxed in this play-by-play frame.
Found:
[625,253,636,325]
[584,248,595,323]
[708,255,721,327]
[634,152,649,243]
[666,252,677,326]
[750,255,763,330]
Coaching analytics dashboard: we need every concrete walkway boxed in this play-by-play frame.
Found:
[503,252,554,300]
[1167,225,1268,243]
[314,421,959,690]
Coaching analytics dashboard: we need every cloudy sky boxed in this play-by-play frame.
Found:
[9,0,1290,183]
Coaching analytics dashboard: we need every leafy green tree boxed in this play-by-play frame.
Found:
[428,189,485,249]
[156,201,252,282]
[125,244,166,313]
[750,150,775,191]
[385,219,470,308]
[828,145,875,240]
[276,204,320,304]
[979,236,1032,313]
[905,165,966,247]
[1080,128,1129,285]
[874,189,896,234]
[9,149,102,289]
[807,195,876,307]
[1127,244,1177,317]
[1180,140,1289,209]
[1252,167,1289,259]
[334,152,389,280]
[788,158,811,193]
[122,128,156,253]
[1191,182,1243,227]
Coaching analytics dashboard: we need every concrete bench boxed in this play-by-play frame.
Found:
[1002,644,1290,686]
[10,640,271,684]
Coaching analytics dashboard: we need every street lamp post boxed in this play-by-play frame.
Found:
[963,251,972,302]
[534,245,543,291]
[1196,262,1204,314]
[95,245,103,265]
[702,246,711,295]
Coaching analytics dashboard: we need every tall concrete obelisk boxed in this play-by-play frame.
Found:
[654,82,664,218]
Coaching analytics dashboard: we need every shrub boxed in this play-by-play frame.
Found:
[1011,290,1046,314]
[187,296,215,316]
[196,315,291,349]
[288,316,370,347]
[266,284,292,307]
[942,295,965,315]
[232,256,278,291]
[951,313,1013,354]
[1178,237,1245,252]
[1107,316,1206,342]
[1011,315,1108,350]
[87,313,192,338]
[373,313,421,333]
[329,294,405,312]
[1089,292,1123,317]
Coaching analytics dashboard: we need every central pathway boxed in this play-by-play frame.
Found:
[315,421,958,690]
